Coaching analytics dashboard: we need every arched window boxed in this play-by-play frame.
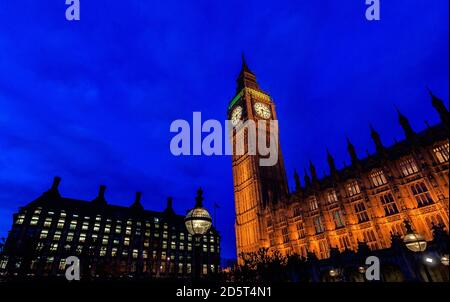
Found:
[411,182,434,207]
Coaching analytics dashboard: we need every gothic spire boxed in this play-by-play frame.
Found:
[428,88,449,126]
[309,160,318,183]
[346,137,358,164]
[326,148,337,175]
[303,168,311,188]
[236,53,260,92]
[294,169,301,191]
[370,124,384,153]
[397,108,415,140]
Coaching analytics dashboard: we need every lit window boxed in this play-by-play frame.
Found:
[126,226,132,235]
[93,223,100,232]
[332,210,345,228]
[104,225,111,233]
[102,235,109,245]
[115,226,122,233]
[347,181,361,197]
[79,233,86,243]
[293,206,302,217]
[282,228,289,243]
[162,241,167,249]
[44,218,52,228]
[354,201,369,223]
[399,157,419,176]
[210,246,215,253]
[82,222,89,231]
[57,219,65,229]
[111,248,117,257]
[66,232,74,242]
[187,243,192,251]
[380,193,399,216]
[50,243,58,252]
[100,247,107,257]
[15,214,25,225]
[411,182,434,207]
[179,233,185,240]
[313,216,324,234]
[69,220,77,230]
[96,215,102,221]
[124,237,130,246]
[40,229,49,239]
[132,249,138,259]
[363,229,379,250]
[308,197,319,211]
[59,259,66,271]
[202,264,208,275]
[433,143,449,163]
[30,216,40,226]
[127,220,133,226]
[171,242,176,250]
[163,231,168,239]
[144,239,150,248]
[296,222,306,239]
[178,263,184,273]
[326,190,338,204]
[143,250,148,259]
[370,169,387,187]
[53,231,61,241]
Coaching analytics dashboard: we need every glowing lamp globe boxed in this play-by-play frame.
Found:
[402,221,427,252]
[184,188,212,236]
[185,207,212,236]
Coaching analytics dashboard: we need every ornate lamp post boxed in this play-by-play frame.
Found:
[402,220,432,281]
[185,188,212,280]
[403,220,427,252]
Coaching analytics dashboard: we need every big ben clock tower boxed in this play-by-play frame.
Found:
[228,55,289,258]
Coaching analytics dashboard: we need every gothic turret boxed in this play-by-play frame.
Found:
[294,169,301,191]
[347,137,358,164]
[304,168,312,188]
[327,148,337,176]
[428,88,449,126]
[397,109,416,140]
[370,124,385,154]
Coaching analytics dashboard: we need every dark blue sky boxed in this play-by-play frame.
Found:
[0,1,448,260]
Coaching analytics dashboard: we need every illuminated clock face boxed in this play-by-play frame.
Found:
[254,102,271,119]
[231,106,243,126]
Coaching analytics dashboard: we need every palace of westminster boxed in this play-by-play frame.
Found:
[229,57,449,261]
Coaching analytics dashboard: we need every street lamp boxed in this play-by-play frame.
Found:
[402,219,433,282]
[440,255,449,266]
[185,188,212,280]
[403,220,427,252]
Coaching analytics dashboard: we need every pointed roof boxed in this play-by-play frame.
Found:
[236,53,260,92]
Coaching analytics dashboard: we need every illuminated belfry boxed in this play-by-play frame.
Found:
[228,57,449,260]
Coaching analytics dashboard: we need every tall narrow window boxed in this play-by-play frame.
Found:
[296,221,306,239]
[309,197,319,211]
[380,193,399,215]
[326,190,338,204]
[411,182,434,207]
[282,228,289,243]
[313,216,325,234]
[370,169,387,187]
[433,143,449,163]
[332,210,345,228]
[399,157,419,176]
[354,201,369,223]
[347,181,361,197]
